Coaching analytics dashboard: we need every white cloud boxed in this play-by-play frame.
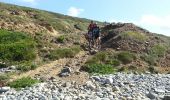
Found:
[109,15,170,36]
[67,7,84,17]
[18,0,37,5]
[140,15,170,29]
[138,14,170,36]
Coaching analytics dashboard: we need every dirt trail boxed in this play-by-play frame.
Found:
[10,51,90,84]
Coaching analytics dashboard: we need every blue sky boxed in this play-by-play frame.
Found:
[0,0,170,36]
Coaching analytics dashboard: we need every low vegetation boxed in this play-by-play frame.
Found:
[0,74,9,82]
[8,77,39,89]
[85,51,109,65]
[16,61,38,72]
[120,31,148,41]
[0,29,36,63]
[57,35,65,43]
[48,45,81,60]
[84,51,137,74]
[117,51,136,64]
[141,44,167,65]
[0,63,8,68]
[85,63,116,74]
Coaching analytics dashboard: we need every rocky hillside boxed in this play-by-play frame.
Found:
[0,2,170,100]
[100,23,170,69]
[0,2,92,35]
[0,2,94,68]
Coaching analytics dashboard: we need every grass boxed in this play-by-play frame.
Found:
[141,44,168,65]
[85,51,135,66]
[16,61,38,72]
[0,29,36,63]
[85,51,109,65]
[0,74,9,82]
[148,66,158,74]
[85,63,116,74]
[0,63,8,68]
[48,45,81,60]
[8,77,39,89]
[120,31,148,41]
[117,51,136,64]
[57,35,65,43]
[106,59,120,66]
[149,44,167,57]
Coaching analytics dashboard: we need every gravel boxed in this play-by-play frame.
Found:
[0,73,170,100]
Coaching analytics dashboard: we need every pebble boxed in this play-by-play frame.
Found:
[0,73,169,100]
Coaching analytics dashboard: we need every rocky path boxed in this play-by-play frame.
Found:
[1,73,170,100]
[10,50,90,84]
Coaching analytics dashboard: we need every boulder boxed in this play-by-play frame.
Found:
[59,67,72,77]
[0,87,10,93]
[105,77,113,84]
[147,92,158,99]
[163,96,170,100]
[85,81,96,90]
[9,65,16,70]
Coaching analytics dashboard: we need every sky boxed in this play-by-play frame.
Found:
[0,0,170,36]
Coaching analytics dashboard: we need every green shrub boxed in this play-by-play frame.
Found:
[106,59,120,66]
[148,66,158,73]
[141,44,167,65]
[8,77,39,89]
[16,62,38,72]
[0,29,36,62]
[86,51,109,65]
[0,74,9,82]
[150,44,167,57]
[118,66,127,72]
[141,54,157,65]
[74,23,86,31]
[48,45,81,60]
[85,64,116,74]
[120,31,147,41]
[57,35,65,43]
[30,63,38,70]
[128,65,137,70]
[117,51,136,64]
[0,63,8,68]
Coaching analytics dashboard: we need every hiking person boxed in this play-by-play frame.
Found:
[88,21,95,32]
[86,21,101,49]
[93,22,101,49]
[87,21,95,48]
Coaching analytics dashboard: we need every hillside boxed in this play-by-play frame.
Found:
[101,23,170,68]
[0,2,93,66]
[0,2,170,100]
[0,2,169,79]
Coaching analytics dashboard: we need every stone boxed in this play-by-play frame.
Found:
[62,82,72,88]
[59,67,72,77]
[9,65,16,70]
[163,96,170,100]
[0,87,10,93]
[92,76,100,82]
[64,95,72,100]
[147,92,158,99]
[86,81,96,90]
[105,77,113,84]
[112,86,120,92]
[154,88,165,93]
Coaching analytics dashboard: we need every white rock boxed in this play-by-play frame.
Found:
[86,81,96,90]
[105,77,113,84]
[0,87,10,93]
[112,86,120,92]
